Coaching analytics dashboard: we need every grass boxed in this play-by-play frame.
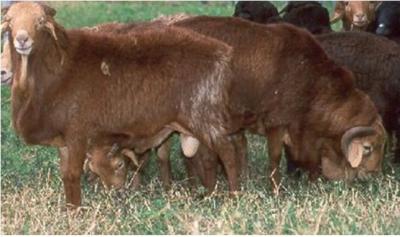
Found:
[1,1,399,234]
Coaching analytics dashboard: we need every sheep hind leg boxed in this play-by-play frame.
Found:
[213,137,240,195]
[233,133,248,180]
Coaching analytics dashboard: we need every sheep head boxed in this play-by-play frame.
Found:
[321,118,386,181]
[331,1,380,31]
[86,145,139,190]
[1,2,58,57]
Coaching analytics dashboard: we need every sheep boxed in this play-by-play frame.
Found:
[1,39,12,85]
[280,1,332,34]
[2,2,239,207]
[316,31,400,165]
[330,1,380,31]
[173,16,385,187]
[233,1,282,24]
[373,2,400,44]
[86,16,386,192]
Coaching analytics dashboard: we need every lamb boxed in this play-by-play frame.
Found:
[280,1,332,34]
[330,1,380,31]
[2,2,239,207]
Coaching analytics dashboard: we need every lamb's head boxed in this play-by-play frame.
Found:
[86,144,140,190]
[1,2,58,56]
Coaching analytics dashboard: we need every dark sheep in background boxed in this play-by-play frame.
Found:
[373,2,400,44]
[280,1,332,34]
[233,1,282,24]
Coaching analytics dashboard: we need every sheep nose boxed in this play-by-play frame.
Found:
[1,70,6,76]
[15,31,29,46]
[355,13,365,20]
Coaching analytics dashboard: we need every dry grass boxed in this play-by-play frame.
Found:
[1,1,399,234]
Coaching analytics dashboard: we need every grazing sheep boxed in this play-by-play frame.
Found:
[373,2,400,44]
[2,2,238,207]
[317,31,400,164]
[78,16,387,191]
[280,1,332,34]
[173,16,385,186]
[233,1,281,24]
[330,1,380,31]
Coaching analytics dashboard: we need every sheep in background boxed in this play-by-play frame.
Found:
[373,2,400,44]
[330,1,380,31]
[233,1,282,24]
[280,1,332,34]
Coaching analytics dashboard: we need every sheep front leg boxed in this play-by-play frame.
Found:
[266,127,285,194]
[59,140,86,208]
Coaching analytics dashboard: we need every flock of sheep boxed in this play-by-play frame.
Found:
[1,1,399,208]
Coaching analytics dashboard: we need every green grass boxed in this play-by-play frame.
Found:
[1,1,399,234]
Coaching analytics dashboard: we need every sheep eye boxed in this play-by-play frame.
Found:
[37,17,46,26]
[115,160,125,170]
[362,145,373,156]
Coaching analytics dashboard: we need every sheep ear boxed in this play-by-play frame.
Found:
[121,149,139,167]
[39,4,57,17]
[1,6,9,19]
[45,21,58,41]
[347,140,363,168]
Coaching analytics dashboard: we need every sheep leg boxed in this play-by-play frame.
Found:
[233,133,248,179]
[59,140,86,208]
[201,149,218,193]
[394,127,400,163]
[213,138,239,194]
[266,127,285,194]
[156,138,172,190]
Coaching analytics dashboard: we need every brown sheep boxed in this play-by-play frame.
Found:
[1,39,12,85]
[173,16,385,186]
[86,17,386,192]
[317,32,400,164]
[330,1,380,31]
[2,3,238,207]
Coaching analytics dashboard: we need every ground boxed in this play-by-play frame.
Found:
[1,1,399,234]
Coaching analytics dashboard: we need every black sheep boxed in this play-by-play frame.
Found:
[373,2,400,44]
[280,1,332,34]
[233,1,281,24]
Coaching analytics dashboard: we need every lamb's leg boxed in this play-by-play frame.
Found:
[156,138,172,190]
[59,140,86,208]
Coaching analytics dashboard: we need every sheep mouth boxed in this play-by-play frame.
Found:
[1,72,13,86]
[15,46,32,56]
[352,21,368,27]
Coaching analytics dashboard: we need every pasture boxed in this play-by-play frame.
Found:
[1,1,400,234]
